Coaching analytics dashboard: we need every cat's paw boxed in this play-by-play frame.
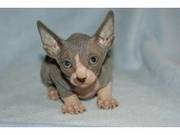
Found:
[48,88,60,101]
[62,103,86,114]
[97,98,118,110]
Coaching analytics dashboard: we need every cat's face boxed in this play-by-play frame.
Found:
[56,34,108,88]
[37,10,114,88]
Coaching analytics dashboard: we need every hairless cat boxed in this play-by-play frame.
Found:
[37,10,118,114]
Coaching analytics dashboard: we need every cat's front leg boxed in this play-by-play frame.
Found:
[97,82,118,110]
[62,94,86,114]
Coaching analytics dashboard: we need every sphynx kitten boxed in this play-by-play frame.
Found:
[37,10,118,114]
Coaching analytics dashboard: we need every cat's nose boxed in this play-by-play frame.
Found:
[76,77,86,83]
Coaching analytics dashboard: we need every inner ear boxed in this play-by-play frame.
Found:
[37,21,63,58]
[93,10,115,49]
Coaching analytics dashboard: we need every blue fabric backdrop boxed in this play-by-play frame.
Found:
[0,9,180,126]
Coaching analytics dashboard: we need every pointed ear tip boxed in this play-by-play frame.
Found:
[108,10,114,17]
[37,20,41,28]
[37,20,45,29]
[37,20,42,25]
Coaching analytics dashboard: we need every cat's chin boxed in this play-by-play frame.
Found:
[70,79,96,88]
[73,82,92,88]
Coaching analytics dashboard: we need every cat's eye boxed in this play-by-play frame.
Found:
[89,56,98,65]
[62,60,72,69]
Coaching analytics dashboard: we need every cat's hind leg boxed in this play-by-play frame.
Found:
[48,85,60,101]
[41,61,60,101]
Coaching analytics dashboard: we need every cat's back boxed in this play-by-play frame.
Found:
[41,56,59,85]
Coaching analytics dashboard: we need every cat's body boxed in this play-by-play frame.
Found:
[41,42,112,99]
[37,10,118,114]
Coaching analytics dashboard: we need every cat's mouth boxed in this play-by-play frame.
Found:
[73,78,89,88]
[70,71,97,88]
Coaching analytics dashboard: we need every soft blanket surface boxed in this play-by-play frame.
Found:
[0,9,180,126]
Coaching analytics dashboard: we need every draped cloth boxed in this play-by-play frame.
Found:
[0,9,180,126]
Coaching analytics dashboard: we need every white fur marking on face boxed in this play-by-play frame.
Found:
[75,54,87,79]
[69,54,97,88]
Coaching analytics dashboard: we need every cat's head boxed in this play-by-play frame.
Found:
[37,10,114,88]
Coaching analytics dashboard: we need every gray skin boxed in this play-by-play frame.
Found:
[37,10,114,99]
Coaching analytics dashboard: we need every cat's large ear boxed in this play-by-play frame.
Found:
[93,10,114,49]
[37,21,63,58]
